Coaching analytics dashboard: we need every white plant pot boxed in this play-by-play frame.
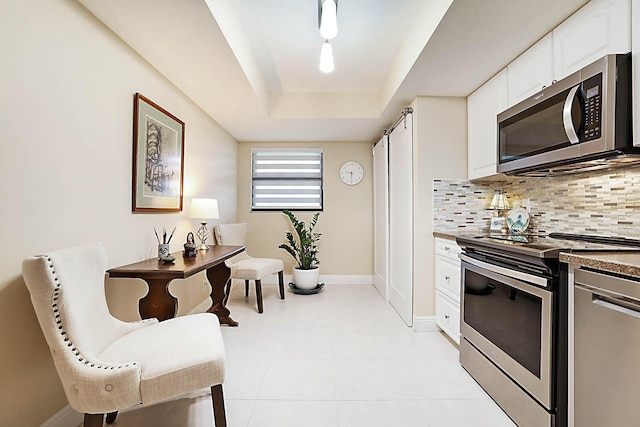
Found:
[293,267,319,290]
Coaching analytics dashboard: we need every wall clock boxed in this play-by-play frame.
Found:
[340,161,364,185]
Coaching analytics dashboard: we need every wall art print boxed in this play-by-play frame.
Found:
[132,93,184,212]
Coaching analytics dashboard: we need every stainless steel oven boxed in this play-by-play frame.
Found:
[457,233,640,427]
[460,254,554,422]
[456,234,573,427]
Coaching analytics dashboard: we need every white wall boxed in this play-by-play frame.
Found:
[237,141,373,278]
[410,97,467,317]
[0,1,238,425]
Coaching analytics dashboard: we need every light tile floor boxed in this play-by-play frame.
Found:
[107,283,516,427]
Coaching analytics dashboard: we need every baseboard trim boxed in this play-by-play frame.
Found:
[412,315,439,332]
[257,275,374,286]
[42,404,82,427]
[319,275,374,285]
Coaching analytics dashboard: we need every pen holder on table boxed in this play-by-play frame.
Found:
[158,244,170,260]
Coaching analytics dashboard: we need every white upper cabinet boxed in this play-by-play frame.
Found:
[553,0,630,81]
[467,0,631,180]
[507,33,555,107]
[467,69,508,181]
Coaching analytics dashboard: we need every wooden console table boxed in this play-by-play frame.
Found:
[107,245,245,326]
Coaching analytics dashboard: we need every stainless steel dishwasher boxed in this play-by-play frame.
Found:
[573,268,640,427]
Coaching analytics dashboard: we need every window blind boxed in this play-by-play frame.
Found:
[251,149,323,211]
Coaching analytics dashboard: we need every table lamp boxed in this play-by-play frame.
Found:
[189,198,219,250]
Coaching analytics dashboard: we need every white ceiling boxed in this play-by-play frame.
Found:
[76,0,588,143]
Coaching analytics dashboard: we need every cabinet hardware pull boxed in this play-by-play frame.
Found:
[444,314,450,319]
[445,275,450,281]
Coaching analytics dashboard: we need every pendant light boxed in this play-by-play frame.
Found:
[319,0,338,40]
[319,40,334,73]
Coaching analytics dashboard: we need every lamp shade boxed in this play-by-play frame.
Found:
[189,198,219,220]
[319,41,334,73]
[489,191,510,210]
[319,0,338,39]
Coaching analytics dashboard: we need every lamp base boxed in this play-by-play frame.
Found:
[196,222,210,251]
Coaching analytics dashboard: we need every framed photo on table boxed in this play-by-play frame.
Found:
[132,93,184,212]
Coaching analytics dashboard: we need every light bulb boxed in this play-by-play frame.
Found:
[319,41,334,73]
[319,0,338,40]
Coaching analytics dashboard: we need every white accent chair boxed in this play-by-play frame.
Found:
[214,223,285,313]
[22,242,227,427]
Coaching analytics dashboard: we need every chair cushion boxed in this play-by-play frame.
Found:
[98,313,225,404]
[231,258,284,280]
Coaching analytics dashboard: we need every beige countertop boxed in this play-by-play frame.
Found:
[433,230,486,241]
[433,231,462,241]
[560,252,640,279]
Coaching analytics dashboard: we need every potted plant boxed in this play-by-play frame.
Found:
[279,210,321,290]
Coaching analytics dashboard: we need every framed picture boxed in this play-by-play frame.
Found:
[490,216,506,233]
[132,93,185,212]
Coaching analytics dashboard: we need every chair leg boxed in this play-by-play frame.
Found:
[278,270,285,299]
[83,413,104,427]
[105,411,118,424]
[211,384,227,427]
[255,279,264,313]
[244,280,250,297]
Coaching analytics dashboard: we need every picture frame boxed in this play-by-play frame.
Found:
[132,93,185,212]
[490,216,506,233]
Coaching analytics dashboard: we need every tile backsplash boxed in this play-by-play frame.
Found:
[434,166,640,238]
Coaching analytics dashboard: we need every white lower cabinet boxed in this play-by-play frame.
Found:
[435,291,460,344]
[434,237,461,344]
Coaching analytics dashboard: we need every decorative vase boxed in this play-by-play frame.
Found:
[293,267,319,290]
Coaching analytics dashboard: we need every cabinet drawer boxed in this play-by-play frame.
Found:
[436,291,460,345]
[435,255,461,302]
[435,238,461,261]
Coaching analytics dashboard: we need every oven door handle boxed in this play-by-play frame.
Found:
[460,253,549,288]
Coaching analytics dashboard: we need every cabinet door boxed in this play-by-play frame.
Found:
[507,33,554,107]
[435,255,461,303]
[467,68,508,180]
[434,238,461,262]
[553,0,630,81]
[435,291,460,345]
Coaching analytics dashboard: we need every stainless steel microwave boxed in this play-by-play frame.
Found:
[497,53,639,176]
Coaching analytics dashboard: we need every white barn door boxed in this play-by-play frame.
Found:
[373,135,389,300]
[388,114,413,326]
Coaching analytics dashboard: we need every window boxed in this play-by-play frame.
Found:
[251,148,323,211]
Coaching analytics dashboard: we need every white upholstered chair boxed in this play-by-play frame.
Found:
[22,242,227,427]
[214,223,285,313]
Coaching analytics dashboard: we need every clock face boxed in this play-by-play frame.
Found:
[340,161,364,185]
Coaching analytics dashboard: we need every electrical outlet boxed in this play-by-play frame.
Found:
[203,280,208,292]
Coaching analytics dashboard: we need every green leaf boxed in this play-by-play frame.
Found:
[279,210,321,269]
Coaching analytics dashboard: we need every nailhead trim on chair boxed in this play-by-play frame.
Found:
[45,256,137,371]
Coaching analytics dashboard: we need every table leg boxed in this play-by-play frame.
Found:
[206,262,239,327]
[139,278,177,321]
